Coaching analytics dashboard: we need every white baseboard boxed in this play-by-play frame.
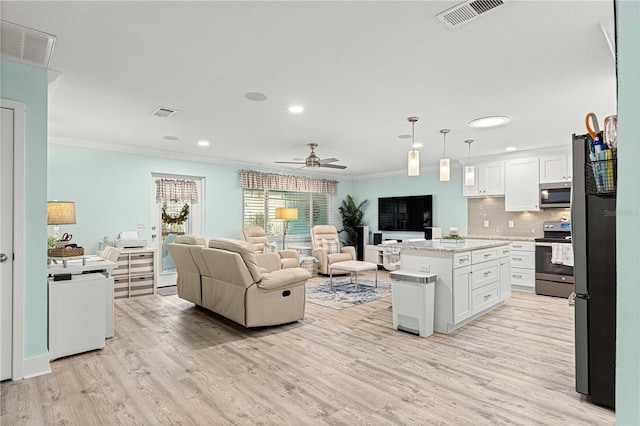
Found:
[23,353,51,379]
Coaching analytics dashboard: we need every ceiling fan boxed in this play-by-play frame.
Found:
[275,143,347,169]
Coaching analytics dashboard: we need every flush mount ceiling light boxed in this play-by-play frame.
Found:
[197,140,210,147]
[407,117,420,177]
[245,92,267,102]
[505,146,517,151]
[467,116,510,128]
[464,139,475,186]
[288,105,304,113]
[439,129,451,181]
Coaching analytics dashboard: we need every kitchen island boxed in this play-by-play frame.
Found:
[390,240,511,334]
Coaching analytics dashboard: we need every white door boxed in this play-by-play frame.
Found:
[151,174,204,287]
[1,106,15,380]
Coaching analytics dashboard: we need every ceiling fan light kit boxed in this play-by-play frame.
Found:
[275,143,346,169]
[407,116,420,177]
[439,129,450,181]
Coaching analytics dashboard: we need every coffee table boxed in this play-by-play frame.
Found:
[329,260,378,289]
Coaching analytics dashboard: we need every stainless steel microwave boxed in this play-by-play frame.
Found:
[540,182,571,208]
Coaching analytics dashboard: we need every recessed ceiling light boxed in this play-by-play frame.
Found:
[412,143,423,149]
[398,134,412,139]
[163,136,179,141]
[468,116,510,128]
[505,146,517,151]
[245,92,267,102]
[288,105,304,113]
[198,140,210,147]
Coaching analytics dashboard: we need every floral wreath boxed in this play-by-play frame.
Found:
[162,201,190,225]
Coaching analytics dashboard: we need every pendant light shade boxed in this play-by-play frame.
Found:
[407,116,419,176]
[464,139,475,186]
[439,129,450,181]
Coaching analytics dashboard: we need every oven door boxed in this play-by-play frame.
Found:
[535,243,575,281]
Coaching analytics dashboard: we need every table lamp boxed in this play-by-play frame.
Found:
[47,201,76,239]
[275,207,298,249]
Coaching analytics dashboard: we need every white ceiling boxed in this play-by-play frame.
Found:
[1,1,616,178]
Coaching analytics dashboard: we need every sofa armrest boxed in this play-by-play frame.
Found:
[278,249,299,260]
[255,252,281,273]
[341,246,356,259]
[258,268,312,290]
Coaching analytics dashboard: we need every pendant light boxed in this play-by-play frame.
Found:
[464,139,475,186]
[439,129,450,181]
[407,116,419,176]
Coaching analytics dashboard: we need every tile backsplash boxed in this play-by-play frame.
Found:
[467,197,570,238]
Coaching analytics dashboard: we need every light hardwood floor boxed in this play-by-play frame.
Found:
[2,272,614,425]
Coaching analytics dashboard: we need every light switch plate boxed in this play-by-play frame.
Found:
[508,220,515,228]
[483,220,489,228]
[137,220,146,229]
[419,264,430,272]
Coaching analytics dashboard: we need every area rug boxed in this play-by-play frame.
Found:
[157,285,178,296]
[306,278,391,310]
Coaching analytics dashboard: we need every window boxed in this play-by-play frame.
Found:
[243,189,333,237]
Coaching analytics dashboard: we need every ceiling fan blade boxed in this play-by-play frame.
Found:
[319,163,347,169]
[319,157,339,164]
[275,161,305,164]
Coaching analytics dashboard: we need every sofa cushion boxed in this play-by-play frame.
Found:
[175,234,206,246]
[259,268,311,290]
[322,238,340,254]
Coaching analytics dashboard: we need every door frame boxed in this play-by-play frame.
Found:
[150,172,205,287]
[1,99,26,380]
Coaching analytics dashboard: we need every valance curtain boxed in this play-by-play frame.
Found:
[155,178,198,202]
[240,170,338,194]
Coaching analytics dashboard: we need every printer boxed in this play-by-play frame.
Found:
[115,231,147,249]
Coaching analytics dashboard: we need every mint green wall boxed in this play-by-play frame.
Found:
[48,144,354,251]
[1,59,49,358]
[351,168,467,240]
[616,0,640,423]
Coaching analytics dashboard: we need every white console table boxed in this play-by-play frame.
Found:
[47,257,117,360]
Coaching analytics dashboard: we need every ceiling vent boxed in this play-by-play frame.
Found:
[437,0,505,29]
[0,20,56,68]
[151,107,178,118]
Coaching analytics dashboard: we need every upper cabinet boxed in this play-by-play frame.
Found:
[462,161,505,197]
[505,157,540,212]
[539,153,572,183]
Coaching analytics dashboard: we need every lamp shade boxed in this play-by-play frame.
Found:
[465,165,476,186]
[408,150,420,176]
[439,158,450,181]
[47,201,76,225]
[275,207,298,221]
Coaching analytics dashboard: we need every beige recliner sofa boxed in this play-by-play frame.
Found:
[240,226,300,269]
[200,238,311,327]
[167,234,208,306]
[310,225,356,275]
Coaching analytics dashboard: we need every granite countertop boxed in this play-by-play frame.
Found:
[389,239,510,253]
[466,235,537,242]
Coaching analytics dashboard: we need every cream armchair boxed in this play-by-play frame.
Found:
[167,234,208,306]
[200,238,311,327]
[240,226,299,269]
[310,225,356,275]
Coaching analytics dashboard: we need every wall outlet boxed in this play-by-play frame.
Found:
[483,220,489,228]
[137,220,146,229]
[508,220,515,228]
[419,264,430,272]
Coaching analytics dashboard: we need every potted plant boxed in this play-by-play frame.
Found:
[338,195,368,248]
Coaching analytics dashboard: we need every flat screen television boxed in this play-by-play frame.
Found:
[378,195,433,232]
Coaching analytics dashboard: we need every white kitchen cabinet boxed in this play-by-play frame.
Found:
[539,153,572,183]
[462,161,505,197]
[505,157,540,211]
[510,241,535,292]
[453,266,472,323]
[499,256,511,301]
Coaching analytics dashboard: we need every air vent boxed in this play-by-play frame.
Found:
[0,20,56,68]
[437,0,505,29]
[151,107,178,118]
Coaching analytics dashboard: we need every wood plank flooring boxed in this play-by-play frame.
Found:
[1,272,614,425]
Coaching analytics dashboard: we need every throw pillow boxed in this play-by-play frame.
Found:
[263,241,278,253]
[322,238,340,254]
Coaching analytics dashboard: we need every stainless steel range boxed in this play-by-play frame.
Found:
[535,221,574,298]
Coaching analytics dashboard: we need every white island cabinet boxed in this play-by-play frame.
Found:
[395,240,510,334]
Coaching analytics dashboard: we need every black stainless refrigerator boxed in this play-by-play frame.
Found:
[572,133,616,409]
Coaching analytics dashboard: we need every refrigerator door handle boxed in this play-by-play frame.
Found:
[575,293,590,300]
